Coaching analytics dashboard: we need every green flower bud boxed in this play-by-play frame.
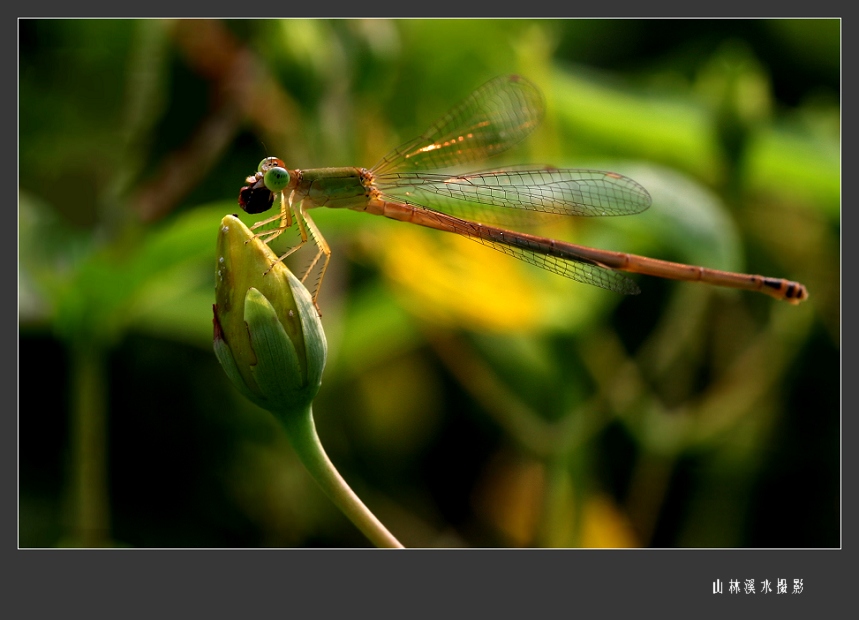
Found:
[213,215,326,416]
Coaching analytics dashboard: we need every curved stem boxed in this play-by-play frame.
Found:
[278,406,404,549]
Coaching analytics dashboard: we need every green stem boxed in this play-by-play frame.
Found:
[65,343,112,547]
[278,406,404,549]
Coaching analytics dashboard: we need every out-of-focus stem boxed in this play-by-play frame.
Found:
[278,406,403,549]
[64,343,112,547]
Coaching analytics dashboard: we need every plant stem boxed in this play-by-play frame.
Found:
[278,406,404,549]
[65,343,112,547]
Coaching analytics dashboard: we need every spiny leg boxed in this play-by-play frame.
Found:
[264,194,310,275]
[250,209,286,232]
[250,190,295,245]
[247,189,311,274]
[248,189,330,314]
[293,207,331,312]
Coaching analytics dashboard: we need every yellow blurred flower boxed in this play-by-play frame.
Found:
[380,227,544,332]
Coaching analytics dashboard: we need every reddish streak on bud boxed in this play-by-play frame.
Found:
[213,304,224,342]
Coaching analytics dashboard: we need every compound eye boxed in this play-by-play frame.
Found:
[258,157,286,173]
[263,167,290,192]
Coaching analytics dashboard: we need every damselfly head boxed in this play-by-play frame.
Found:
[258,157,287,173]
[238,157,290,214]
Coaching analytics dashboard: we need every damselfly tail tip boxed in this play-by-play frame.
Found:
[761,277,808,304]
[787,282,809,305]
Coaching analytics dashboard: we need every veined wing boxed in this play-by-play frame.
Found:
[371,75,544,176]
[402,205,642,295]
[375,166,652,224]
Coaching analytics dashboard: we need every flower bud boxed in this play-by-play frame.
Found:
[213,215,326,415]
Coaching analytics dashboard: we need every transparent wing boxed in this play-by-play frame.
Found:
[375,166,652,225]
[371,75,544,176]
[364,75,646,295]
[403,205,641,295]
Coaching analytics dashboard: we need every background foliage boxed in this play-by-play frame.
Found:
[19,18,839,547]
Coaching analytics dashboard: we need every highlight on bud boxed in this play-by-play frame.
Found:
[213,215,326,414]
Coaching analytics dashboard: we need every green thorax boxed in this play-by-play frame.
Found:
[295,167,371,210]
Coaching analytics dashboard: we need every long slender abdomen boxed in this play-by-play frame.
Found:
[359,197,808,304]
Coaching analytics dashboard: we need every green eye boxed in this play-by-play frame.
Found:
[258,157,286,173]
[264,166,290,192]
